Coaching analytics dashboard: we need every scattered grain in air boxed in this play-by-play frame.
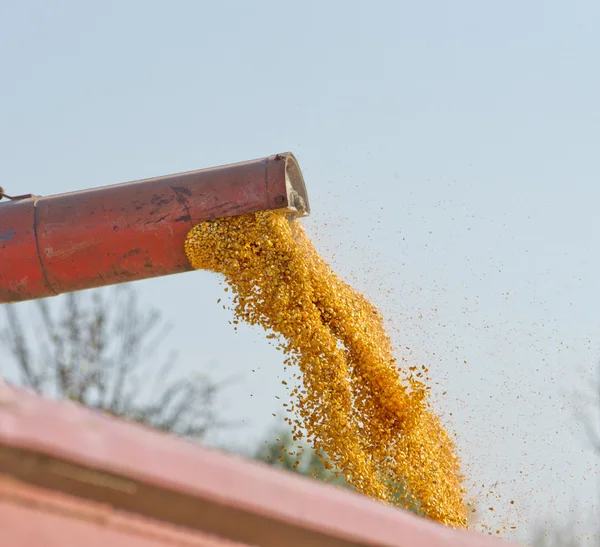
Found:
[185,210,468,528]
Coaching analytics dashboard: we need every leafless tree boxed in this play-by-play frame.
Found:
[2,286,229,440]
[576,363,600,456]
[529,364,600,547]
[530,525,585,547]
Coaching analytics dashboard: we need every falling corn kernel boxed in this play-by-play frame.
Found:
[185,211,468,528]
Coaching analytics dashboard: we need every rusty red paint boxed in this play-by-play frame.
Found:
[0,153,309,304]
[0,199,50,303]
[0,385,513,547]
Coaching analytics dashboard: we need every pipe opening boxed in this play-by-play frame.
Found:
[284,154,310,217]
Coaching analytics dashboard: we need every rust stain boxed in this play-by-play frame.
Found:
[122,249,141,258]
[171,187,192,198]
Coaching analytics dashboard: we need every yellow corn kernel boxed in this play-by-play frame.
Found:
[185,211,468,528]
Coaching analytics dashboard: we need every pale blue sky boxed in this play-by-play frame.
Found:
[2,0,600,543]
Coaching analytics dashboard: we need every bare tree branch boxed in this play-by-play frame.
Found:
[1,286,231,441]
[4,305,41,391]
[573,361,600,456]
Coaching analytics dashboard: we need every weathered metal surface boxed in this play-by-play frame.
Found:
[0,385,512,547]
[0,199,49,302]
[0,153,309,303]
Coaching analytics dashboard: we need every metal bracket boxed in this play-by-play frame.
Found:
[0,187,36,201]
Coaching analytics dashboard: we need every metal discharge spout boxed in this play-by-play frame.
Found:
[0,153,310,304]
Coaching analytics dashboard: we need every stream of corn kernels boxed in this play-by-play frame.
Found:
[185,211,468,527]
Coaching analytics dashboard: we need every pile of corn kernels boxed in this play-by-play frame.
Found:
[185,211,468,527]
